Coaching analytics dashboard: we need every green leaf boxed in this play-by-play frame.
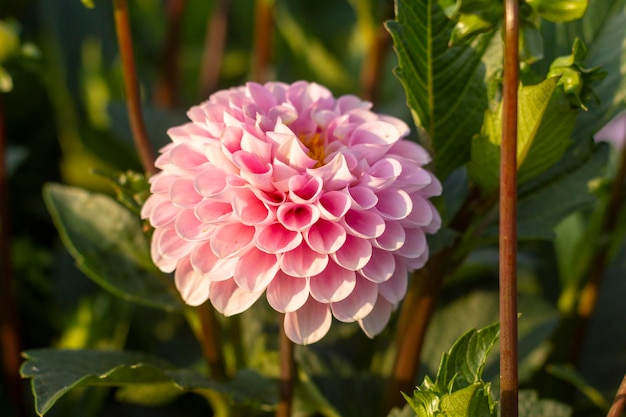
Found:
[92,169,150,215]
[387,404,420,417]
[439,384,493,417]
[20,349,277,416]
[526,0,588,23]
[386,0,491,179]
[43,183,182,311]
[80,0,95,8]
[546,364,610,411]
[518,390,573,417]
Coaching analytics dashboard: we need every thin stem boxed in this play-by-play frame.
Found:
[500,0,519,416]
[0,99,25,417]
[572,135,626,362]
[154,0,186,108]
[277,316,296,417]
[360,24,391,102]
[607,373,626,417]
[252,0,274,83]
[384,250,448,411]
[196,302,227,380]
[199,0,230,99]
[113,0,157,174]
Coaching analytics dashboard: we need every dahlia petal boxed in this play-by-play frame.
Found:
[342,209,385,239]
[233,151,274,191]
[266,271,310,313]
[277,202,320,231]
[169,142,207,169]
[330,277,378,322]
[240,130,272,161]
[360,248,396,283]
[307,153,355,190]
[280,242,329,277]
[246,82,277,110]
[194,200,233,223]
[304,219,346,254]
[309,260,356,303]
[210,223,255,258]
[149,172,177,194]
[234,248,279,292]
[360,157,402,190]
[274,131,317,169]
[254,223,303,254]
[396,228,427,259]
[175,209,214,241]
[284,297,332,345]
[349,121,401,163]
[378,260,409,304]
[147,198,179,227]
[358,297,394,338]
[190,241,236,281]
[419,174,443,198]
[175,258,210,306]
[402,194,433,227]
[331,235,372,271]
[194,168,227,197]
[209,279,264,316]
[317,190,351,221]
[170,179,203,208]
[388,139,431,165]
[156,227,195,260]
[288,175,323,204]
[150,233,177,273]
[373,221,406,251]
[375,188,412,220]
[407,246,430,269]
[349,186,378,210]
[424,203,442,233]
[233,188,273,225]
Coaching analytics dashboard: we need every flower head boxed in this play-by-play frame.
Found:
[142,81,441,344]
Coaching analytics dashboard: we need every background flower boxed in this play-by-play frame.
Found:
[142,81,441,344]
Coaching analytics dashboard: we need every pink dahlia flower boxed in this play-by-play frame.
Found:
[141,81,441,344]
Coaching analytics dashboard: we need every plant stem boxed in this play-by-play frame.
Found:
[384,250,448,410]
[572,136,626,362]
[252,0,274,83]
[607,373,626,417]
[500,0,519,416]
[154,0,186,109]
[277,315,296,417]
[113,0,157,174]
[199,0,230,99]
[196,302,227,380]
[0,99,25,417]
[360,24,391,103]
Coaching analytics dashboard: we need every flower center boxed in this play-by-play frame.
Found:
[300,133,326,167]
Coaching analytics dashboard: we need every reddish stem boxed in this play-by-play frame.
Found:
[360,24,391,102]
[500,0,520,416]
[607,373,626,417]
[154,0,187,108]
[252,0,274,83]
[276,316,296,417]
[199,0,230,99]
[113,0,157,174]
[197,302,227,380]
[0,99,25,417]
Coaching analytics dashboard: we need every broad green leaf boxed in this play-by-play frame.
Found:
[43,183,182,311]
[526,0,588,23]
[386,0,490,179]
[439,384,494,417]
[403,390,438,416]
[469,77,577,192]
[518,390,572,417]
[20,349,277,416]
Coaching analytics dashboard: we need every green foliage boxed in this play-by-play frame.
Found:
[92,169,150,215]
[20,349,277,416]
[526,0,588,23]
[43,183,182,311]
[518,390,572,417]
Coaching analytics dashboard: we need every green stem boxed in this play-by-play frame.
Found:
[113,0,157,174]
[0,98,25,417]
[276,315,296,417]
[154,0,186,108]
[199,0,230,98]
[607,373,626,417]
[500,0,519,416]
[252,0,274,83]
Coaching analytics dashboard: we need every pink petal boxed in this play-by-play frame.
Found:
[388,139,431,165]
[288,175,323,204]
[277,203,320,231]
[194,168,227,197]
[246,82,277,109]
[331,235,372,271]
[156,227,195,260]
[209,279,264,316]
[373,221,406,251]
[175,258,210,306]
[266,271,310,313]
[396,228,426,259]
[349,187,378,210]
[170,179,203,208]
[194,200,233,223]
[272,126,317,169]
[190,241,237,281]
[233,188,273,225]
[232,151,274,191]
[175,209,214,241]
[284,297,332,345]
[342,209,385,239]
[233,247,279,292]
[210,223,255,258]
[595,110,626,150]
[402,194,433,227]
[309,260,356,303]
[304,219,346,254]
[254,223,303,254]
[279,242,329,277]
[358,297,394,338]
[168,142,207,169]
[145,198,179,227]
[307,153,355,190]
[330,277,378,322]
[360,248,395,283]
[378,259,409,304]
[150,233,177,273]
[360,157,402,190]
[317,190,351,221]
[375,188,412,220]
